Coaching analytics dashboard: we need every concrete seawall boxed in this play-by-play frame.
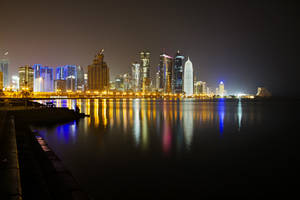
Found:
[1,101,91,200]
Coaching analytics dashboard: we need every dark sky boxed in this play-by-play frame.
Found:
[0,0,298,95]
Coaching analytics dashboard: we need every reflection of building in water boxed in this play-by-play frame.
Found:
[94,99,99,126]
[141,100,149,150]
[237,99,242,131]
[218,99,225,136]
[122,99,127,131]
[133,99,141,146]
[183,102,194,149]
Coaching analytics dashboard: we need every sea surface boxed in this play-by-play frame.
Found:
[33,98,298,199]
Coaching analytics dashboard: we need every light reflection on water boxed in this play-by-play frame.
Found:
[37,99,245,153]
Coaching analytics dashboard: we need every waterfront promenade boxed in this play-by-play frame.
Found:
[0,100,90,200]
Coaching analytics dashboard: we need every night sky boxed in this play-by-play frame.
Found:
[0,0,298,95]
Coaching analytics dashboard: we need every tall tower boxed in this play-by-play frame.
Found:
[19,65,34,91]
[76,65,85,91]
[173,51,184,93]
[88,49,110,91]
[0,59,9,88]
[184,57,193,96]
[219,81,225,97]
[140,51,150,92]
[132,62,141,92]
[0,71,3,90]
[158,53,173,93]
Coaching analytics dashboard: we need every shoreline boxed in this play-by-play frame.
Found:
[0,100,91,200]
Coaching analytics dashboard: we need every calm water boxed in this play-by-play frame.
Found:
[34,99,298,199]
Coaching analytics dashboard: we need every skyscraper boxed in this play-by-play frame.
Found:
[0,59,9,88]
[158,53,173,93]
[88,49,110,91]
[19,65,34,91]
[219,81,225,97]
[55,66,66,80]
[65,65,77,91]
[184,58,193,96]
[132,62,141,92]
[195,81,207,94]
[11,76,19,91]
[173,51,184,93]
[76,65,85,91]
[140,51,150,92]
[0,71,3,90]
[33,65,54,92]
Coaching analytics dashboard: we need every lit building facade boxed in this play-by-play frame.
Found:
[158,53,173,93]
[0,59,9,88]
[76,65,85,91]
[132,62,141,92]
[218,81,225,97]
[173,51,184,93]
[55,66,66,80]
[54,80,66,92]
[33,64,54,92]
[0,71,3,90]
[195,81,207,94]
[123,73,131,91]
[115,74,124,91]
[184,58,193,96]
[88,49,110,91]
[65,65,77,91]
[140,51,150,92]
[11,76,19,91]
[19,65,34,91]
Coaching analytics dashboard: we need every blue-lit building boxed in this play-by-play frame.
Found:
[33,64,54,92]
[0,59,9,88]
[55,66,66,80]
[173,51,184,93]
[65,65,77,91]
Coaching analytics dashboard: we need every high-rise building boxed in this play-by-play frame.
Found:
[123,73,132,91]
[33,65,53,92]
[19,65,34,91]
[55,66,66,80]
[11,76,19,91]
[0,59,9,88]
[184,58,193,96]
[158,53,173,93]
[132,62,141,92]
[88,49,109,91]
[76,66,84,91]
[115,74,124,91]
[173,51,184,93]
[84,73,88,91]
[0,71,3,90]
[54,80,66,92]
[195,81,207,94]
[219,81,225,97]
[65,65,77,91]
[140,51,150,92]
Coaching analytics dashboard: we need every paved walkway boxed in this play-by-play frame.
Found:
[0,111,23,199]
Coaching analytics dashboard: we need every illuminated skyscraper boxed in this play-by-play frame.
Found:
[76,65,84,91]
[11,76,19,91]
[33,65,53,92]
[0,71,3,90]
[195,81,207,94]
[132,62,141,92]
[65,65,77,91]
[184,57,193,96]
[19,65,34,91]
[173,51,184,93]
[0,59,9,88]
[158,53,173,93]
[219,81,225,97]
[140,51,150,92]
[88,49,110,91]
[55,66,66,80]
[123,73,131,91]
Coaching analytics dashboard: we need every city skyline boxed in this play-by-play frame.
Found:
[0,0,298,96]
